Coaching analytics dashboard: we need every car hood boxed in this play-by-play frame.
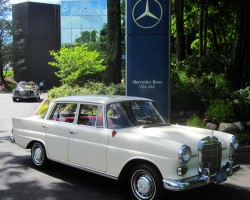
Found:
[117,124,232,155]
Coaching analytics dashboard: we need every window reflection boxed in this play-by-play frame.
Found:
[82,16,91,28]
[91,16,100,29]
[61,0,107,45]
[61,16,71,28]
[61,29,72,43]
[72,29,82,41]
[71,16,81,28]
[71,1,81,15]
[61,1,71,16]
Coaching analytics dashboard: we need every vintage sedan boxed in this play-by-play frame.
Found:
[12,81,40,102]
[11,95,239,200]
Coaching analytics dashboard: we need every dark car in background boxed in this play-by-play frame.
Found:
[12,81,40,102]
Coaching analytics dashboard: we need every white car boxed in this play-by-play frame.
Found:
[11,95,240,200]
[12,81,40,102]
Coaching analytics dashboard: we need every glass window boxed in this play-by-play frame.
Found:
[71,16,81,28]
[82,16,91,28]
[49,103,77,123]
[96,105,104,127]
[100,0,107,15]
[61,29,72,44]
[72,29,82,43]
[91,16,101,29]
[92,0,100,15]
[61,1,71,16]
[61,0,107,45]
[106,101,166,129]
[100,16,107,26]
[77,104,103,127]
[61,16,71,28]
[71,1,81,15]
[81,0,92,15]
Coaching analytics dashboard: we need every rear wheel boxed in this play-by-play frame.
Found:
[31,142,48,168]
[128,164,163,200]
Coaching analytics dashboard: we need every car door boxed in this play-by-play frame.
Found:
[68,103,108,172]
[44,102,77,161]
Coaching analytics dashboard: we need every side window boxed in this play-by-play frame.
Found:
[96,105,104,127]
[49,103,77,123]
[77,104,103,127]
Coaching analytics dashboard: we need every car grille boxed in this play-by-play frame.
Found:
[19,90,30,96]
[198,136,222,174]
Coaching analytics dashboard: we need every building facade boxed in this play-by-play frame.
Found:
[12,2,61,89]
[60,0,107,44]
[12,0,107,89]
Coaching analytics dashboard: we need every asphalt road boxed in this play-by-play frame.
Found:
[0,93,250,200]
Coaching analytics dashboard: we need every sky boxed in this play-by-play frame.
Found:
[10,0,60,4]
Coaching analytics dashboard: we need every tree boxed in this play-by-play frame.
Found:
[229,0,250,89]
[104,0,122,84]
[49,44,106,86]
[0,0,12,84]
[75,30,97,44]
[0,0,26,85]
[174,0,185,62]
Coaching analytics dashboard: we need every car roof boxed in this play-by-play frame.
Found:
[52,95,153,105]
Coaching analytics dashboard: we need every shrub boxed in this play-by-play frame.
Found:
[205,99,235,123]
[37,103,49,116]
[49,44,106,86]
[186,114,205,128]
[47,81,125,100]
[231,86,250,122]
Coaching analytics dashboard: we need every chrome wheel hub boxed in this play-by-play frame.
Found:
[132,170,155,199]
[137,176,151,194]
[34,148,42,163]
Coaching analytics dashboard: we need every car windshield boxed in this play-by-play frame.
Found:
[106,101,167,129]
[18,82,38,89]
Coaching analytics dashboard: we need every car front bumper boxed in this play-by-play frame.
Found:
[13,95,39,99]
[163,162,240,191]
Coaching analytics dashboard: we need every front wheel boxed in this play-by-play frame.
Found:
[128,164,163,200]
[31,142,48,168]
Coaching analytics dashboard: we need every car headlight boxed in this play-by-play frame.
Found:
[178,145,191,163]
[230,136,239,151]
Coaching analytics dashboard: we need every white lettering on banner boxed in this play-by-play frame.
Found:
[132,80,163,89]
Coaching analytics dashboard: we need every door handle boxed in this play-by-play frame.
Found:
[69,131,77,134]
[42,124,48,128]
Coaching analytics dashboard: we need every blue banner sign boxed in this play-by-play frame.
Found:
[126,0,170,119]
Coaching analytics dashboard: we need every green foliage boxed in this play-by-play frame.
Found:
[171,53,233,113]
[231,87,250,121]
[4,69,13,77]
[37,103,49,116]
[47,81,125,101]
[49,44,106,86]
[75,30,97,44]
[186,115,205,128]
[205,99,235,123]
[5,83,16,92]
[234,132,250,145]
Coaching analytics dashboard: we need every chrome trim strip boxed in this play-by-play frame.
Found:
[47,156,118,180]
[163,174,210,191]
[163,163,240,191]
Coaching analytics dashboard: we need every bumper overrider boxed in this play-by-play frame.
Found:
[163,162,240,191]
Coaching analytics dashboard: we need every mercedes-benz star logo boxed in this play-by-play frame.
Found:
[132,0,163,29]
